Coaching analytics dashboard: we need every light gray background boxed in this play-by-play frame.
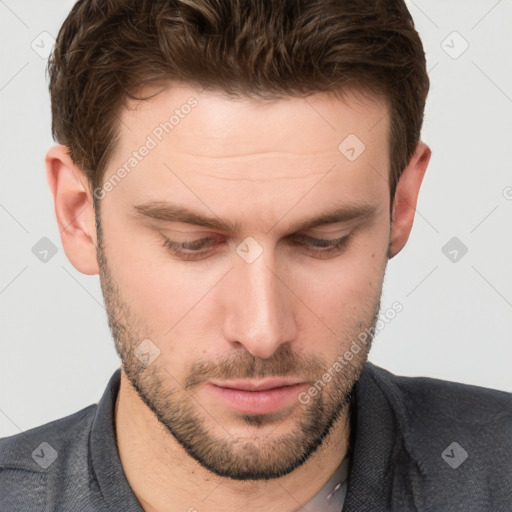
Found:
[1,0,511,438]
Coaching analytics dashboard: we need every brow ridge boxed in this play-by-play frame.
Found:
[132,200,375,234]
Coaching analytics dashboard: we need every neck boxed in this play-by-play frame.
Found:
[115,369,351,512]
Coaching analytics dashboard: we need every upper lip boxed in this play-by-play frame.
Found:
[208,377,304,392]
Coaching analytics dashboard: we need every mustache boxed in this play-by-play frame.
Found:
[184,344,327,389]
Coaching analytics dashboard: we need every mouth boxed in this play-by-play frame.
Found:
[205,378,307,415]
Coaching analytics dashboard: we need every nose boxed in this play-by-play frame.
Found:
[221,248,297,359]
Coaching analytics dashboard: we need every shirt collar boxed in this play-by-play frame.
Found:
[90,368,143,511]
[342,362,417,510]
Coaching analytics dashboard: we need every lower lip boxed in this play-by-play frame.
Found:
[206,383,307,415]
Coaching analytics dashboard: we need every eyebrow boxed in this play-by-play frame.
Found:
[132,200,376,234]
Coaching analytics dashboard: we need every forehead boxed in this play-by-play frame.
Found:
[103,84,390,233]
[118,84,388,159]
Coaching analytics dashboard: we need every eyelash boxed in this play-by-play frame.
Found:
[160,233,352,260]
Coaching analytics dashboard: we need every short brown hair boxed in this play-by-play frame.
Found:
[48,0,429,202]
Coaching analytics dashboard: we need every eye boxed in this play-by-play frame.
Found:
[160,233,353,261]
[291,233,353,258]
[160,236,220,260]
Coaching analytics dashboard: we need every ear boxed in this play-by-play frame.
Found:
[388,142,431,258]
[45,145,100,275]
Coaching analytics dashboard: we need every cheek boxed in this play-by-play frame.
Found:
[102,215,211,336]
[292,226,389,332]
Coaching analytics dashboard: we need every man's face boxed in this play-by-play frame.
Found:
[96,85,391,480]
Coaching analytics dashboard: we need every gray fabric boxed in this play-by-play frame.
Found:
[299,454,349,511]
[1,362,511,511]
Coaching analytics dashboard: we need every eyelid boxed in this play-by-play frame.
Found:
[153,217,357,236]
[289,233,348,245]
[163,236,215,250]
[158,227,216,236]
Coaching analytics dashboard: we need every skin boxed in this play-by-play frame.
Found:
[45,84,430,511]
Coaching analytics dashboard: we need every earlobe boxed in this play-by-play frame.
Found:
[45,145,100,275]
[388,142,431,258]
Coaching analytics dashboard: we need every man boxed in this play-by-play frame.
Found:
[1,0,510,510]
